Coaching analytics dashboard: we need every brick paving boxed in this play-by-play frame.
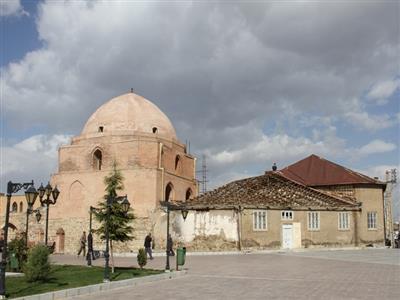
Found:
[51,249,400,300]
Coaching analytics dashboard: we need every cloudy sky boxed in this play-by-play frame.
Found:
[0,0,399,217]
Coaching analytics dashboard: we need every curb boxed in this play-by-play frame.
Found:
[114,246,365,257]
[12,270,187,300]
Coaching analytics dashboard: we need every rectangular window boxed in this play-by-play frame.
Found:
[281,211,293,220]
[338,212,350,230]
[367,212,377,229]
[307,212,320,231]
[253,210,267,231]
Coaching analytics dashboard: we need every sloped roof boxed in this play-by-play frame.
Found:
[280,154,385,187]
[178,172,359,210]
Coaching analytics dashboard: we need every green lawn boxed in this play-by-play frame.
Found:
[6,265,163,299]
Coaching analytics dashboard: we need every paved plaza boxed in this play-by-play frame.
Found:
[51,249,400,300]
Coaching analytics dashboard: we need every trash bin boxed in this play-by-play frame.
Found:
[10,253,19,270]
[176,247,186,270]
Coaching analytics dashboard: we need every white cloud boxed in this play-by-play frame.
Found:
[358,139,396,156]
[0,0,28,17]
[1,1,399,198]
[367,79,400,104]
[1,1,399,135]
[0,135,71,190]
[345,110,395,131]
[207,125,345,171]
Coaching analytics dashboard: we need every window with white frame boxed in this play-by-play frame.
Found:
[253,210,267,231]
[367,212,377,229]
[307,212,320,230]
[338,212,350,230]
[281,210,293,220]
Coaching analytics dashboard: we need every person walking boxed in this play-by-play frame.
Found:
[77,231,86,257]
[144,233,153,260]
[167,234,175,256]
[87,230,95,260]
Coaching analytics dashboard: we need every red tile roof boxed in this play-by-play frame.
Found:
[280,154,385,187]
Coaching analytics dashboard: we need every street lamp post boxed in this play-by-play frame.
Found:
[87,206,99,267]
[160,201,189,272]
[38,183,60,246]
[0,180,35,299]
[103,195,130,282]
[165,203,170,271]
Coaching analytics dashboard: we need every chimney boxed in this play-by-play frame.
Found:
[272,163,277,171]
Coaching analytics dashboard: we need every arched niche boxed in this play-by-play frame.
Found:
[165,182,174,202]
[185,188,193,201]
[56,228,65,253]
[93,149,103,170]
[175,155,181,172]
[11,202,17,213]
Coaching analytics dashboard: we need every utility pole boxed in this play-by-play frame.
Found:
[384,169,397,248]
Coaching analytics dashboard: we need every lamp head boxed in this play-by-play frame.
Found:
[181,208,189,221]
[38,183,46,199]
[120,196,130,213]
[35,210,42,223]
[25,186,38,207]
[52,185,60,202]
[45,182,52,197]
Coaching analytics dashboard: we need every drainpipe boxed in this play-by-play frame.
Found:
[236,206,242,251]
[353,210,359,247]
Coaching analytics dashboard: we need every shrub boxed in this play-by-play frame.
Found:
[137,248,147,269]
[8,236,28,271]
[24,245,51,282]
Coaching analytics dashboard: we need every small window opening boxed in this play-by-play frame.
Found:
[98,126,104,133]
[93,149,102,170]
[165,183,174,202]
[11,202,18,213]
[185,188,193,200]
[152,127,158,134]
[19,202,23,213]
[175,155,181,171]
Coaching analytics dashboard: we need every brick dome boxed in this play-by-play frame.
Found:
[81,92,177,140]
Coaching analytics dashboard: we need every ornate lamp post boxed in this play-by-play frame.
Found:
[160,201,189,271]
[103,195,130,282]
[0,180,35,299]
[24,186,41,247]
[87,206,101,267]
[38,183,60,245]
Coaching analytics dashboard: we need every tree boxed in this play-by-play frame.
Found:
[137,248,147,269]
[23,245,50,282]
[94,162,135,273]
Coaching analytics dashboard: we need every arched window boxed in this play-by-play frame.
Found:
[93,149,102,170]
[175,155,181,171]
[11,202,18,213]
[185,188,193,201]
[19,202,23,213]
[165,183,174,202]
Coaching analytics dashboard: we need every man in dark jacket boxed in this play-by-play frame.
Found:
[167,234,175,256]
[144,233,153,259]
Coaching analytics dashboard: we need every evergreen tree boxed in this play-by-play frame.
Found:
[94,162,135,272]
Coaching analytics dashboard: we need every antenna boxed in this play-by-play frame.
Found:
[196,154,209,194]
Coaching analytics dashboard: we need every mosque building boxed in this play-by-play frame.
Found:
[1,91,198,253]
